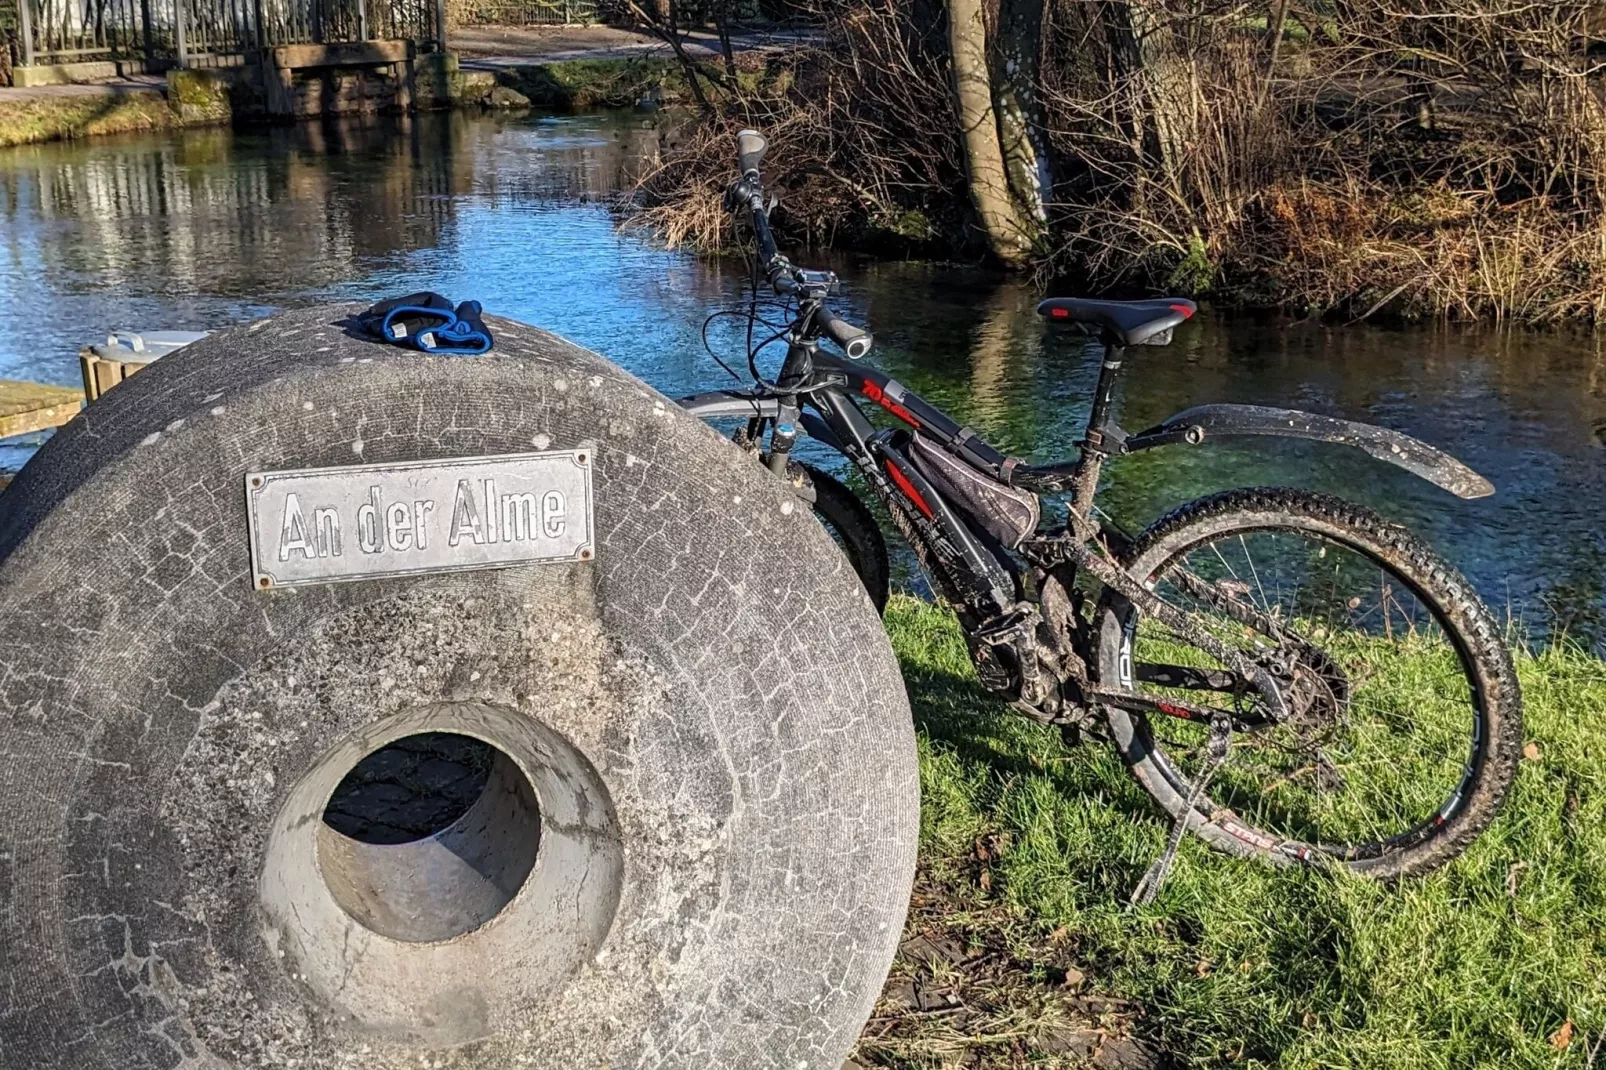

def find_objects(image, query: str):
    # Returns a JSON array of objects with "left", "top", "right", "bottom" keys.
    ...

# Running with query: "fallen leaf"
[
  {"left": 1194, "top": 959, "right": 1213, "bottom": 977},
  {"left": 1551, "top": 1020, "right": 1574, "bottom": 1050},
  {"left": 1523, "top": 741, "right": 1542, "bottom": 761},
  {"left": 979, "top": 867, "right": 992, "bottom": 892}
]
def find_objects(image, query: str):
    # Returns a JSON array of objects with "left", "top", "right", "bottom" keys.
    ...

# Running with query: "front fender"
[
  {"left": 1125, "top": 404, "right": 1494, "bottom": 500},
  {"left": 676, "top": 392, "right": 844, "bottom": 451},
  {"left": 678, "top": 391, "right": 781, "bottom": 420}
]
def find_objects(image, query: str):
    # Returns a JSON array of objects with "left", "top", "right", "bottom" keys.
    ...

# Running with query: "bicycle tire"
[
  {"left": 806, "top": 464, "right": 891, "bottom": 615},
  {"left": 1093, "top": 487, "right": 1522, "bottom": 878}
]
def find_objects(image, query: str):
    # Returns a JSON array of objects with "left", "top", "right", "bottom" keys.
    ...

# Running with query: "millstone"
[{"left": 0, "top": 306, "right": 918, "bottom": 1069}]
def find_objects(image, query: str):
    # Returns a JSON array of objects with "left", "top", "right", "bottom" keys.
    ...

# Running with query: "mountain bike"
[{"left": 680, "top": 129, "right": 1522, "bottom": 886}]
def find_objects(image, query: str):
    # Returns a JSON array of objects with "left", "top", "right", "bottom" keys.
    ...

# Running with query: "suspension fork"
[{"left": 766, "top": 335, "right": 817, "bottom": 477}]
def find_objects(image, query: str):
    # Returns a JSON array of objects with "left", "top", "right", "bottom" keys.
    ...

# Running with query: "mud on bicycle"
[{"left": 680, "top": 129, "right": 1523, "bottom": 888}]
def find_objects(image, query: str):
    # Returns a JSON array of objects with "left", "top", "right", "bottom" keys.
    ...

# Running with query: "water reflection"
[{"left": 0, "top": 110, "right": 1602, "bottom": 645}]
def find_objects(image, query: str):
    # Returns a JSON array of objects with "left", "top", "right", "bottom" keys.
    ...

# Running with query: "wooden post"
[
  {"left": 18, "top": 0, "right": 35, "bottom": 68},
  {"left": 174, "top": 0, "right": 187, "bottom": 67}
]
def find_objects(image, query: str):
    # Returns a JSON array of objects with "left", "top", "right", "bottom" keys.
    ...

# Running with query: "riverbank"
[
  {"left": 0, "top": 77, "right": 184, "bottom": 148},
  {"left": 0, "top": 24, "right": 809, "bottom": 148},
  {"left": 638, "top": 1, "right": 1606, "bottom": 327},
  {"left": 0, "top": 61, "right": 490, "bottom": 148},
  {"left": 875, "top": 596, "right": 1604, "bottom": 1067}
]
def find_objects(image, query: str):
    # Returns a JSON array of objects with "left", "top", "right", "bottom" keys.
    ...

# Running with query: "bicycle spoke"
[{"left": 1127, "top": 524, "right": 1477, "bottom": 856}]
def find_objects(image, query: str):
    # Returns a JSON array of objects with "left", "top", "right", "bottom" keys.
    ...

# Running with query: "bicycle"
[{"left": 680, "top": 129, "right": 1523, "bottom": 887}]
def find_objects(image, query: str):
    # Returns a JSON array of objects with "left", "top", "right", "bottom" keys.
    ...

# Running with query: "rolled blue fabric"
[{"left": 357, "top": 293, "right": 494, "bottom": 354}]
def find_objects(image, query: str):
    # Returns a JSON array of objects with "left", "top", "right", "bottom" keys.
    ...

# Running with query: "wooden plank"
[
  {"left": 79, "top": 349, "right": 154, "bottom": 401},
  {"left": 270, "top": 40, "right": 409, "bottom": 70},
  {"left": 0, "top": 380, "right": 85, "bottom": 439}
]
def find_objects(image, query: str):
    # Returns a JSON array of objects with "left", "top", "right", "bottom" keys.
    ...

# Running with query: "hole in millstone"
[{"left": 316, "top": 732, "right": 542, "bottom": 943}]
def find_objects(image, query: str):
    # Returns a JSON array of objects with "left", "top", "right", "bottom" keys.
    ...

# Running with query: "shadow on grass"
[{"left": 883, "top": 594, "right": 1606, "bottom": 1069}]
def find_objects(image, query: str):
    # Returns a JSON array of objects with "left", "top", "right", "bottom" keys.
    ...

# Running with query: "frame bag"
[{"left": 907, "top": 433, "right": 1040, "bottom": 548}]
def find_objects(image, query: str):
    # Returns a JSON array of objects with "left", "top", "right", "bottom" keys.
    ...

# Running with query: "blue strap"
[{"left": 381, "top": 305, "right": 456, "bottom": 344}]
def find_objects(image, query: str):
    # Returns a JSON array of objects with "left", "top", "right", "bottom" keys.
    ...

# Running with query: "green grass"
[
  {"left": 492, "top": 58, "right": 687, "bottom": 110},
  {"left": 885, "top": 595, "right": 1606, "bottom": 1068},
  {"left": 0, "top": 91, "right": 184, "bottom": 149}
]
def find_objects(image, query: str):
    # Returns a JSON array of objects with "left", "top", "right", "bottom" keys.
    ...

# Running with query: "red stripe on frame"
[
  {"left": 861, "top": 378, "right": 921, "bottom": 427},
  {"left": 1170, "top": 303, "right": 1195, "bottom": 318},
  {"left": 885, "top": 461, "right": 935, "bottom": 518}
]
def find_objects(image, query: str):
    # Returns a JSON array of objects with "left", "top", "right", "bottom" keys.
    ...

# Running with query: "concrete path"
[
  {"left": 0, "top": 25, "right": 816, "bottom": 100},
  {"left": 0, "top": 74, "right": 166, "bottom": 104},
  {"left": 453, "top": 24, "right": 817, "bottom": 68}
]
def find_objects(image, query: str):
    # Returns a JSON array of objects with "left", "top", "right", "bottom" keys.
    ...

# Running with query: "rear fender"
[{"left": 1125, "top": 404, "right": 1494, "bottom": 500}]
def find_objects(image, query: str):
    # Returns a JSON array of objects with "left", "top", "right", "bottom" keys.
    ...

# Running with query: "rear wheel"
[
  {"left": 1094, "top": 488, "right": 1522, "bottom": 877},
  {"left": 806, "top": 465, "right": 890, "bottom": 614}
]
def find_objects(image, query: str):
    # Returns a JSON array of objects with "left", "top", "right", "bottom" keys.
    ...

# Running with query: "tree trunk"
[
  {"left": 993, "top": 0, "right": 1049, "bottom": 241},
  {"left": 948, "top": 0, "right": 1034, "bottom": 264},
  {"left": 1098, "top": 0, "right": 1191, "bottom": 208}
]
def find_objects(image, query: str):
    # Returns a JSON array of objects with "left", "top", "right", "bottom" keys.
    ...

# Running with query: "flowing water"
[{"left": 2, "top": 109, "right": 1604, "bottom": 643}]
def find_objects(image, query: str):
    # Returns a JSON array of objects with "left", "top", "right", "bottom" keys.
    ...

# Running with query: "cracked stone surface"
[{"left": 0, "top": 306, "right": 919, "bottom": 1069}]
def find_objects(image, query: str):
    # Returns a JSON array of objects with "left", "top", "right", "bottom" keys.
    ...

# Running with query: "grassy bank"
[
  {"left": 0, "top": 90, "right": 183, "bottom": 149},
  {"left": 875, "top": 595, "right": 1606, "bottom": 1068},
  {"left": 490, "top": 58, "right": 688, "bottom": 111}
]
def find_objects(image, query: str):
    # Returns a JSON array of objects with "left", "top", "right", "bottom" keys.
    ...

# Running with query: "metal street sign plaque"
[{"left": 245, "top": 451, "right": 594, "bottom": 590}]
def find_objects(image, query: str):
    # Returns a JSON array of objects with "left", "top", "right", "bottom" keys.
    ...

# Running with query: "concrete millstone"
[{"left": 0, "top": 306, "right": 919, "bottom": 1069}]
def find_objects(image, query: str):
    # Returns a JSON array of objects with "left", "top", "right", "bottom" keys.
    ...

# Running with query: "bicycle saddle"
[{"left": 1037, "top": 296, "right": 1197, "bottom": 347}]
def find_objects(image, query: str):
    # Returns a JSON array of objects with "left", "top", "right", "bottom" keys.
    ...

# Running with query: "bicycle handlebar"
[
  {"left": 728, "top": 128, "right": 872, "bottom": 357},
  {"left": 815, "top": 305, "right": 872, "bottom": 359},
  {"left": 736, "top": 128, "right": 768, "bottom": 177}
]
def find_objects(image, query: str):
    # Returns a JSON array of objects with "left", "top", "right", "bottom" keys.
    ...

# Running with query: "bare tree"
[
  {"left": 994, "top": 0, "right": 1051, "bottom": 241},
  {"left": 949, "top": 0, "right": 1035, "bottom": 262}
]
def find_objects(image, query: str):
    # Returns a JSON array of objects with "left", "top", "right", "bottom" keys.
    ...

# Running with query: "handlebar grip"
[
  {"left": 736, "top": 128, "right": 768, "bottom": 176},
  {"left": 817, "top": 306, "right": 873, "bottom": 359}
]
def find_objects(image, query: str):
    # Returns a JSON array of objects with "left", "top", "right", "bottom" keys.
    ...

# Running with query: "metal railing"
[
  {"left": 15, "top": 0, "right": 443, "bottom": 66},
  {"left": 449, "top": 0, "right": 597, "bottom": 26}
]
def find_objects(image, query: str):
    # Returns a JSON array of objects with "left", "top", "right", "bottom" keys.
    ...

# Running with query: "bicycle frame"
[
  {"left": 680, "top": 286, "right": 1499, "bottom": 730},
  {"left": 682, "top": 298, "right": 1297, "bottom": 723}
]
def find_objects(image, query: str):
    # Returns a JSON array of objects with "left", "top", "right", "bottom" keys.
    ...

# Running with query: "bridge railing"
[{"left": 14, "top": 0, "right": 445, "bottom": 67}]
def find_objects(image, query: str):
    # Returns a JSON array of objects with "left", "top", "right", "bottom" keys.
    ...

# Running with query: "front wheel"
[
  {"left": 1094, "top": 488, "right": 1522, "bottom": 878},
  {"left": 805, "top": 465, "right": 890, "bottom": 615}
]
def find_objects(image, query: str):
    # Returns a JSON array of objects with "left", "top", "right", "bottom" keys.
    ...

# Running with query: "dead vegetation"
[
  {"left": 630, "top": 0, "right": 969, "bottom": 254},
  {"left": 635, "top": 0, "right": 1606, "bottom": 325},
  {"left": 854, "top": 862, "right": 1156, "bottom": 1070}
]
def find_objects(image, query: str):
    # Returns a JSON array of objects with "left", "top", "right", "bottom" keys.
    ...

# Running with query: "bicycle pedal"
[{"left": 975, "top": 605, "right": 1036, "bottom": 646}]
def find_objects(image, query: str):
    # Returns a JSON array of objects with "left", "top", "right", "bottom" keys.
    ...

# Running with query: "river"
[{"left": 1, "top": 109, "right": 1603, "bottom": 644}]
